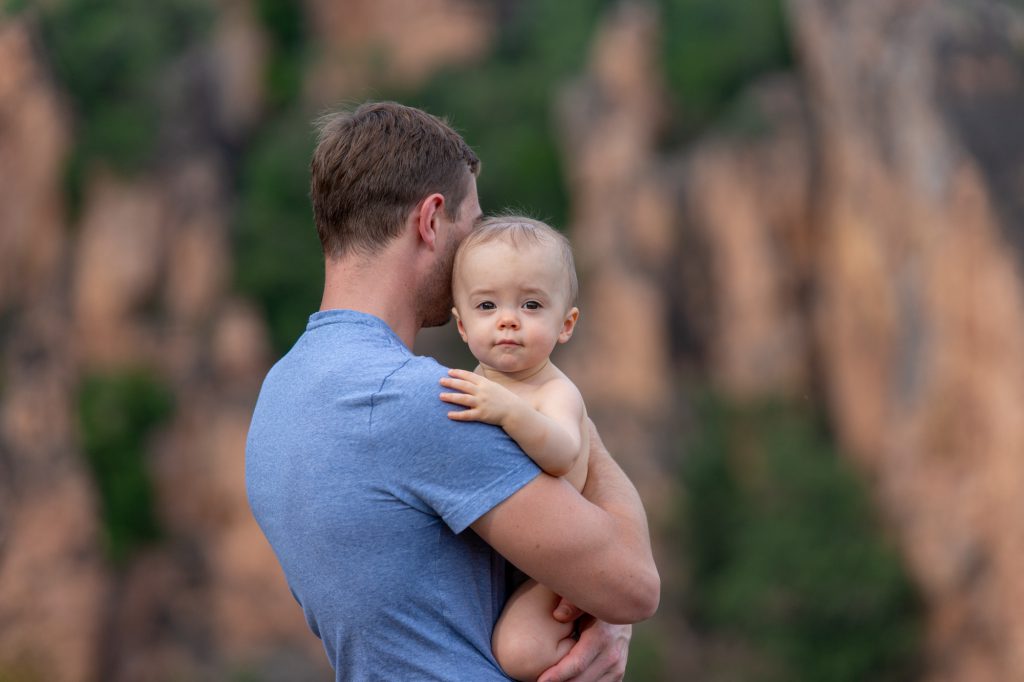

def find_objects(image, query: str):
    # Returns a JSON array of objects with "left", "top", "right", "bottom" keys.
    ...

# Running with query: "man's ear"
[
  {"left": 558, "top": 307, "right": 580, "bottom": 344},
  {"left": 415, "top": 193, "right": 445, "bottom": 250},
  {"left": 452, "top": 307, "right": 469, "bottom": 343}
]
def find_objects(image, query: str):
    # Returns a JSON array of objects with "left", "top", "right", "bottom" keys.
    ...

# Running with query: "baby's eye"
[
  {"left": 476, "top": 301, "right": 496, "bottom": 310},
  {"left": 523, "top": 300, "right": 542, "bottom": 310}
]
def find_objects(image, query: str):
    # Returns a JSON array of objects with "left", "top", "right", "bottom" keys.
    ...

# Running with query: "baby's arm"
[{"left": 439, "top": 369, "right": 583, "bottom": 477}]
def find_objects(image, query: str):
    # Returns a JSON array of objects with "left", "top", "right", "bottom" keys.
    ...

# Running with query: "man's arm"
[{"left": 470, "top": 421, "right": 660, "bottom": 624}]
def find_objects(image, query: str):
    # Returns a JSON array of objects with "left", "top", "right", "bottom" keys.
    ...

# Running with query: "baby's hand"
[{"left": 439, "top": 369, "right": 521, "bottom": 426}]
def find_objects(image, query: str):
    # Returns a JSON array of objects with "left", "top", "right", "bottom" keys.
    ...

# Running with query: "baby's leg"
[{"left": 492, "top": 579, "right": 576, "bottom": 682}]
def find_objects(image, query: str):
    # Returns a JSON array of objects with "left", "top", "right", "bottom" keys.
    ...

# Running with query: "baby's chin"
[{"left": 481, "top": 356, "right": 548, "bottom": 378}]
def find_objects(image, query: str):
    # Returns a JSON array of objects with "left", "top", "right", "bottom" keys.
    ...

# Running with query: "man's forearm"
[
  {"left": 578, "top": 423, "right": 659, "bottom": 619},
  {"left": 581, "top": 426, "right": 652, "bottom": 554},
  {"left": 470, "top": 421, "right": 660, "bottom": 623}
]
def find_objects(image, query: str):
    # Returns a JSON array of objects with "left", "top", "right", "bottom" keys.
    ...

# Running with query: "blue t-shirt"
[{"left": 246, "top": 309, "right": 541, "bottom": 680}]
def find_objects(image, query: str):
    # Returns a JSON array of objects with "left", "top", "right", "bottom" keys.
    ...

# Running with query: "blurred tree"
[
  {"left": 34, "top": 0, "right": 210, "bottom": 209},
  {"left": 254, "top": 0, "right": 307, "bottom": 111},
  {"left": 658, "top": 0, "right": 792, "bottom": 139},
  {"left": 623, "top": 622, "right": 666, "bottom": 680},
  {"left": 400, "top": 0, "right": 610, "bottom": 227},
  {"left": 233, "top": 110, "right": 322, "bottom": 355},
  {"left": 680, "top": 394, "right": 922, "bottom": 682},
  {"left": 2, "top": 0, "right": 29, "bottom": 16},
  {"left": 234, "top": 0, "right": 611, "bottom": 357},
  {"left": 78, "top": 370, "right": 174, "bottom": 565},
  {"left": 230, "top": 0, "right": 318, "bottom": 356}
]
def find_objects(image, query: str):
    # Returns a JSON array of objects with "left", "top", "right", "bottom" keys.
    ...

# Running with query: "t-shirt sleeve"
[{"left": 372, "top": 358, "right": 542, "bottom": 534}]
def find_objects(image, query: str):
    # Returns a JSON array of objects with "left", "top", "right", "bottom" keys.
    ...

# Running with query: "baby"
[{"left": 439, "top": 216, "right": 589, "bottom": 681}]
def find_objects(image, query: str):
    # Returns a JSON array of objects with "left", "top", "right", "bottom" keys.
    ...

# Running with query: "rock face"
[
  {"left": 681, "top": 76, "right": 814, "bottom": 402},
  {"left": 0, "top": 22, "right": 66, "bottom": 309},
  {"left": 0, "top": 0, "right": 509, "bottom": 672},
  {"left": 0, "top": 7, "right": 324, "bottom": 680},
  {"left": 0, "top": 0, "right": 505, "bottom": 676},
  {"left": 789, "top": 1, "right": 1024, "bottom": 679},
  {"left": 557, "top": 7, "right": 819, "bottom": 677},
  {"left": 0, "top": 21, "right": 109, "bottom": 682},
  {"left": 557, "top": 2, "right": 677, "bottom": 519},
  {"left": 564, "top": 1, "right": 1024, "bottom": 680},
  {"left": 303, "top": 0, "right": 494, "bottom": 104},
  {"left": 71, "top": 174, "right": 167, "bottom": 369},
  {"left": 5, "top": 0, "right": 1024, "bottom": 679}
]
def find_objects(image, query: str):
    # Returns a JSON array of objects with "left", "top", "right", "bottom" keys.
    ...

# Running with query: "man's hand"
[
  {"left": 538, "top": 599, "right": 632, "bottom": 682},
  {"left": 439, "top": 369, "right": 522, "bottom": 426}
]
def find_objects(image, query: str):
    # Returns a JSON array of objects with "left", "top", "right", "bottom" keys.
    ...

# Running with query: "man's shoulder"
[
  {"left": 372, "top": 355, "right": 456, "bottom": 422},
  {"left": 378, "top": 357, "right": 524, "bottom": 446},
  {"left": 381, "top": 354, "right": 448, "bottom": 394}
]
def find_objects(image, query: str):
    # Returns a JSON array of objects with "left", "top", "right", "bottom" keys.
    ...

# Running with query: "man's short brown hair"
[{"left": 310, "top": 102, "right": 481, "bottom": 258}]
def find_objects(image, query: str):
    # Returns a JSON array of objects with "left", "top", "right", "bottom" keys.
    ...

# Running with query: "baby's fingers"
[
  {"left": 447, "top": 368, "right": 480, "bottom": 383},
  {"left": 439, "top": 392, "right": 476, "bottom": 407},
  {"left": 439, "top": 377, "right": 477, "bottom": 394},
  {"left": 447, "top": 407, "right": 480, "bottom": 421}
]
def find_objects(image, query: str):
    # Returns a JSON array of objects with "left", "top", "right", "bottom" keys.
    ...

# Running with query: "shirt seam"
[
  {"left": 307, "top": 316, "right": 384, "bottom": 331},
  {"left": 369, "top": 357, "right": 414, "bottom": 434},
  {"left": 305, "top": 312, "right": 403, "bottom": 345},
  {"left": 445, "top": 462, "right": 542, "bottom": 534}
]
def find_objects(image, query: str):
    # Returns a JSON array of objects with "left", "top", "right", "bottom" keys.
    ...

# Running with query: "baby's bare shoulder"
[{"left": 535, "top": 366, "right": 585, "bottom": 412}]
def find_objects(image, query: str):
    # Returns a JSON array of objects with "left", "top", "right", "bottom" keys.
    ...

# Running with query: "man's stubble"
[{"left": 418, "top": 230, "right": 459, "bottom": 328}]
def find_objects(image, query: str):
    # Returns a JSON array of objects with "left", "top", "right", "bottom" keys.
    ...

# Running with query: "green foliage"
[
  {"left": 400, "top": 0, "right": 609, "bottom": 227},
  {"left": 231, "top": 0, "right": 315, "bottom": 358},
  {"left": 658, "top": 0, "right": 792, "bottom": 136},
  {"left": 2, "top": 0, "right": 29, "bottom": 17},
  {"left": 230, "top": 0, "right": 314, "bottom": 356},
  {"left": 680, "top": 394, "right": 922, "bottom": 682},
  {"left": 624, "top": 621, "right": 666, "bottom": 680},
  {"left": 229, "top": 666, "right": 263, "bottom": 682},
  {"left": 407, "top": 71, "right": 569, "bottom": 226},
  {"left": 714, "top": 86, "right": 778, "bottom": 140},
  {"left": 230, "top": 0, "right": 794, "bottom": 360},
  {"left": 0, "top": 665, "right": 43, "bottom": 682},
  {"left": 37, "top": 0, "right": 211, "bottom": 176},
  {"left": 233, "top": 1, "right": 608, "bottom": 357},
  {"left": 234, "top": 110, "right": 322, "bottom": 355},
  {"left": 254, "top": 0, "right": 307, "bottom": 110},
  {"left": 78, "top": 370, "right": 174, "bottom": 564},
  {"left": 398, "top": 0, "right": 792, "bottom": 220}
]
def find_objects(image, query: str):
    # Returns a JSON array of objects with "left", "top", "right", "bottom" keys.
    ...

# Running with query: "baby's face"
[{"left": 452, "top": 238, "right": 578, "bottom": 377}]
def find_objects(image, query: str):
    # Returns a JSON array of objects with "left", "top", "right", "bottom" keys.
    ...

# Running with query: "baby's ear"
[
  {"left": 558, "top": 307, "right": 580, "bottom": 344},
  {"left": 452, "top": 308, "right": 469, "bottom": 343}
]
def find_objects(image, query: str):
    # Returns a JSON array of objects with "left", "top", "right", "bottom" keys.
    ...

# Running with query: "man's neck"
[{"left": 320, "top": 247, "right": 422, "bottom": 348}]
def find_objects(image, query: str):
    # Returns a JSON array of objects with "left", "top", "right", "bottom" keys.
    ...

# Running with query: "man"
[{"left": 246, "top": 101, "right": 659, "bottom": 681}]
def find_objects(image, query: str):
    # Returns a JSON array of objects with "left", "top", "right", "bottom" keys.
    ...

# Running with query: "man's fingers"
[
  {"left": 537, "top": 641, "right": 600, "bottom": 682},
  {"left": 538, "top": 620, "right": 631, "bottom": 682}
]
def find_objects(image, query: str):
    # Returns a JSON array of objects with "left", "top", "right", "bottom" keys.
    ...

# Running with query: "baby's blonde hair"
[{"left": 454, "top": 215, "right": 579, "bottom": 305}]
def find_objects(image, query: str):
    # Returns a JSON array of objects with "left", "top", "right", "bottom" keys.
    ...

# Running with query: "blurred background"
[{"left": 1, "top": 0, "right": 1022, "bottom": 680}]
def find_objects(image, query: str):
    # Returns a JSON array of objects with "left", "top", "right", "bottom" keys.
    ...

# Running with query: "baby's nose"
[{"left": 497, "top": 312, "right": 519, "bottom": 329}]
